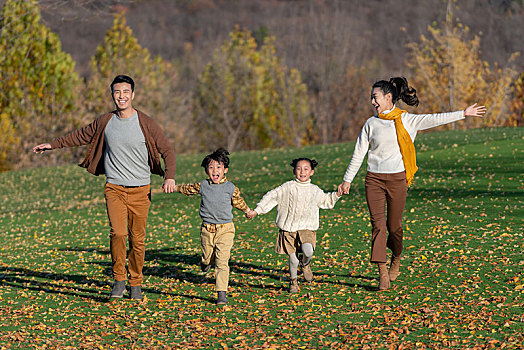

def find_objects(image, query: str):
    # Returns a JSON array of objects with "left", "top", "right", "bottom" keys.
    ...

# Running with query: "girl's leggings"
[{"left": 289, "top": 243, "right": 314, "bottom": 278}]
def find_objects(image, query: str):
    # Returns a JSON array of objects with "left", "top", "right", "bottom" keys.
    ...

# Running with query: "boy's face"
[
  {"left": 206, "top": 159, "right": 228, "bottom": 184},
  {"left": 294, "top": 160, "right": 314, "bottom": 182}
]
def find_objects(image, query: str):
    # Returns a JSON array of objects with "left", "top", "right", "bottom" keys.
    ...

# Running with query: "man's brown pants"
[
  {"left": 105, "top": 183, "right": 151, "bottom": 286},
  {"left": 365, "top": 171, "right": 407, "bottom": 263}
]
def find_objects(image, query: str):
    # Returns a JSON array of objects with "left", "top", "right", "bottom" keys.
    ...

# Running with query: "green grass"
[{"left": 0, "top": 127, "right": 522, "bottom": 349}]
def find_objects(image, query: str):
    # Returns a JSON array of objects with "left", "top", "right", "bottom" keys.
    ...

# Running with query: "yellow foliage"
[
  {"left": 194, "top": 26, "right": 309, "bottom": 151},
  {"left": 0, "top": 0, "right": 80, "bottom": 169},
  {"left": 406, "top": 19, "right": 519, "bottom": 128},
  {"left": 85, "top": 13, "right": 188, "bottom": 151},
  {"left": 0, "top": 113, "right": 19, "bottom": 171}
]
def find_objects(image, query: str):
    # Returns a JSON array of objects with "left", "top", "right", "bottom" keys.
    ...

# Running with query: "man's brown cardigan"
[{"left": 50, "top": 110, "right": 176, "bottom": 179}]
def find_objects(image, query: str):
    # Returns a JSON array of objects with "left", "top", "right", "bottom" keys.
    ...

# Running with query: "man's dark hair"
[
  {"left": 290, "top": 157, "right": 318, "bottom": 170},
  {"left": 111, "top": 75, "right": 135, "bottom": 92},
  {"left": 201, "top": 148, "right": 230, "bottom": 169}
]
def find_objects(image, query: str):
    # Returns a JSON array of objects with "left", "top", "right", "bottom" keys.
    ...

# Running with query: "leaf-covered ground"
[{"left": 0, "top": 127, "right": 522, "bottom": 349}]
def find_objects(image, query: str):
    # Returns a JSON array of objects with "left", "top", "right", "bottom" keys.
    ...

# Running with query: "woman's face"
[{"left": 371, "top": 87, "right": 393, "bottom": 114}]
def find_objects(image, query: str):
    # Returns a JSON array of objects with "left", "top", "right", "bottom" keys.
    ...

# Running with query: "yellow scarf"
[{"left": 378, "top": 107, "right": 417, "bottom": 186}]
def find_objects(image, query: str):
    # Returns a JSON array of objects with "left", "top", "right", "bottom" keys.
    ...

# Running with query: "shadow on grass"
[
  {"left": 60, "top": 246, "right": 285, "bottom": 293},
  {"left": 2, "top": 247, "right": 376, "bottom": 302},
  {"left": 0, "top": 265, "right": 220, "bottom": 304},
  {"left": 313, "top": 270, "right": 379, "bottom": 291},
  {"left": 0, "top": 266, "right": 108, "bottom": 302}
]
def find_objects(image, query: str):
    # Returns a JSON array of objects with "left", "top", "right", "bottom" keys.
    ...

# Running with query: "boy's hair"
[
  {"left": 201, "top": 148, "right": 230, "bottom": 168},
  {"left": 290, "top": 157, "right": 318, "bottom": 170},
  {"left": 111, "top": 75, "right": 135, "bottom": 92}
]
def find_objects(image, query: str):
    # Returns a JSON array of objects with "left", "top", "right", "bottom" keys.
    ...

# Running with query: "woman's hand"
[
  {"left": 337, "top": 181, "right": 351, "bottom": 196},
  {"left": 464, "top": 103, "right": 486, "bottom": 117}
]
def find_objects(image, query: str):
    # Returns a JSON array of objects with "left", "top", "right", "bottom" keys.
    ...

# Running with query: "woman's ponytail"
[
  {"left": 373, "top": 77, "right": 419, "bottom": 107},
  {"left": 390, "top": 77, "right": 419, "bottom": 107}
]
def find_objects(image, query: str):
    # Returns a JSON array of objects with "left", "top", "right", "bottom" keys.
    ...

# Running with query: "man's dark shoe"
[
  {"left": 130, "top": 286, "right": 143, "bottom": 300},
  {"left": 200, "top": 262, "right": 211, "bottom": 272},
  {"left": 216, "top": 291, "right": 227, "bottom": 305},
  {"left": 110, "top": 280, "right": 126, "bottom": 298}
]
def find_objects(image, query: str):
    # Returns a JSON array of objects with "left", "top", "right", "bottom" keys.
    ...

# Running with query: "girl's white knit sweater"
[
  {"left": 343, "top": 109, "right": 465, "bottom": 183},
  {"left": 254, "top": 179, "right": 340, "bottom": 232}
]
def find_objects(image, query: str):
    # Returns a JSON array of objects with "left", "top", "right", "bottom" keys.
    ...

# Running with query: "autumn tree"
[
  {"left": 0, "top": 0, "right": 80, "bottom": 169},
  {"left": 405, "top": 12, "right": 519, "bottom": 128},
  {"left": 86, "top": 13, "right": 192, "bottom": 151},
  {"left": 193, "top": 27, "right": 309, "bottom": 151},
  {"left": 509, "top": 72, "right": 523, "bottom": 126}
]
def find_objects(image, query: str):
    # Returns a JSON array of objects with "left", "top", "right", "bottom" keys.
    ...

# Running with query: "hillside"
[{"left": 0, "top": 127, "right": 522, "bottom": 348}]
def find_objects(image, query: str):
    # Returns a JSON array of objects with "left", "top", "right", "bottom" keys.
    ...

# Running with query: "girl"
[
  {"left": 248, "top": 158, "right": 341, "bottom": 292},
  {"left": 338, "top": 77, "right": 485, "bottom": 290}
]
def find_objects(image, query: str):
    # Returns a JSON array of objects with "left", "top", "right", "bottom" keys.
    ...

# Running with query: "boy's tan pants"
[
  {"left": 104, "top": 183, "right": 151, "bottom": 286},
  {"left": 200, "top": 222, "right": 235, "bottom": 292}
]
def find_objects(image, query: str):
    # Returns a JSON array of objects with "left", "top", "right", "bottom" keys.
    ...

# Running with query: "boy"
[{"left": 174, "top": 148, "right": 255, "bottom": 304}]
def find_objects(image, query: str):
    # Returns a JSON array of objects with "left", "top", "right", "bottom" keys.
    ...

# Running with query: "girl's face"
[
  {"left": 371, "top": 87, "right": 393, "bottom": 114},
  {"left": 294, "top": 160, "right": 315, "bottom": 182},
  {"left": 206, "top": 160, "right": 228, "bottom": 184}
]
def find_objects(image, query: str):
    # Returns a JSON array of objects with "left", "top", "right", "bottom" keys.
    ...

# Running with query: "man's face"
[{"left": 112, "top": 82, "right": 134, "bottom": 111}]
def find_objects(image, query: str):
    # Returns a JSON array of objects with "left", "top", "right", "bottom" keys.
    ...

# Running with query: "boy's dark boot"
[
  {"left": 200, "top": 262, "right": 211, "bottom": 272},
  {"left": 377, "top": 263, "right": 391, "bottom": 290},
  {"left": 217, "top": 291, "right": 227, "bottom": 305},
  {"left": 110, "top": 280, "right": 126, "bottom": 298},
  {"left": 389, "top": 255, "right": 401, "bottom": 281}
]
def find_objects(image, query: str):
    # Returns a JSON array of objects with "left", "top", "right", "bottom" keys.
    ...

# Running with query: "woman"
[{"left": 338, "top": 77, "right": 485, "bottom": 290}]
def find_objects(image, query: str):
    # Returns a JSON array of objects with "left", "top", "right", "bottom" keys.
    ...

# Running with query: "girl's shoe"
[
  {"left": 389, "top": 255, "right": 401, "bottom": 281},
  {"left": 289, "top": 278, "right": 299, "bottom": 293},
  {"left": 377, "top": 263, "right": 391, "bottom": 290},
  {"left": 302, "top": 263, "right": 313, "bottom": 282}
]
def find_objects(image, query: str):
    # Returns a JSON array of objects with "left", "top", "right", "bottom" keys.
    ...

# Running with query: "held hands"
[
  {"left": 337, "top": 181, "right": 351, "bottom": 196},
  {"left": 33, "top": 143, "right": 52, "bottom": 154},
  {"left": 464, "top": 103, "right": 486, "bottom": 118},
  {"left": 162, "top": 179, "right": 176, "bottom": 193},
  {"left": 245, "top": 209, "right": 257, "bottom": 219}
]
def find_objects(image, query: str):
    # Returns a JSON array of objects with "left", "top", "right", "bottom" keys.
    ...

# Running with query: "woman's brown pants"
[{"left": 365, "top": 171, "right": 407, "bottom": 263}]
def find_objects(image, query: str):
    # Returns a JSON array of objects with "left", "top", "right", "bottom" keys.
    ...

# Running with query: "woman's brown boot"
[
  {"left": 377, "top": 263, "right": 390, "bottom": 290},
  {"left": 389, "top": 255, "right": 401, "bottom": 281}
]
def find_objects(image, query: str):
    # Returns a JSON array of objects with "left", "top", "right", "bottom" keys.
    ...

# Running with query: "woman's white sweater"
[
  {"left": 254, "top": 179, "right": 340, "bottom": 232},
  {"left": 343, "top": 109, "right": 465, "bottom": 183}
]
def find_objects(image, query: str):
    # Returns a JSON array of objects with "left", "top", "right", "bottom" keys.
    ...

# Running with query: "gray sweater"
[
  {"left": 199, "top": 180, "right": 236, "bottom": 224},
  {"left": 104, "top": 112, "right": 150, "bottom": 186}
]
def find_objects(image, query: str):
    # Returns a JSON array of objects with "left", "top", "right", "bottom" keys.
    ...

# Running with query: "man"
[{"left": 33, "top": 75, "right": 176, "bottom": 300}]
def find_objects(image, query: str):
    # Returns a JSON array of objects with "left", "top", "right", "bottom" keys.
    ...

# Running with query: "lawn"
[{"left": 0, "top": 127, "right": 522, "bottom": 349}]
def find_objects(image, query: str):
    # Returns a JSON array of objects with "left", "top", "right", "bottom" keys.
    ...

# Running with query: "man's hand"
[
  {"left": 246, "top": 209, "right": 258, "bottom": 219},
  {"left": 337, "top": 181, "right": 351, "bottom": 196},
  {"left": 33, "top": 143, "right": 52, "bottom": 154},
  {"left": 162, "top": 179, "right": 176, "bottom": 193}
]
